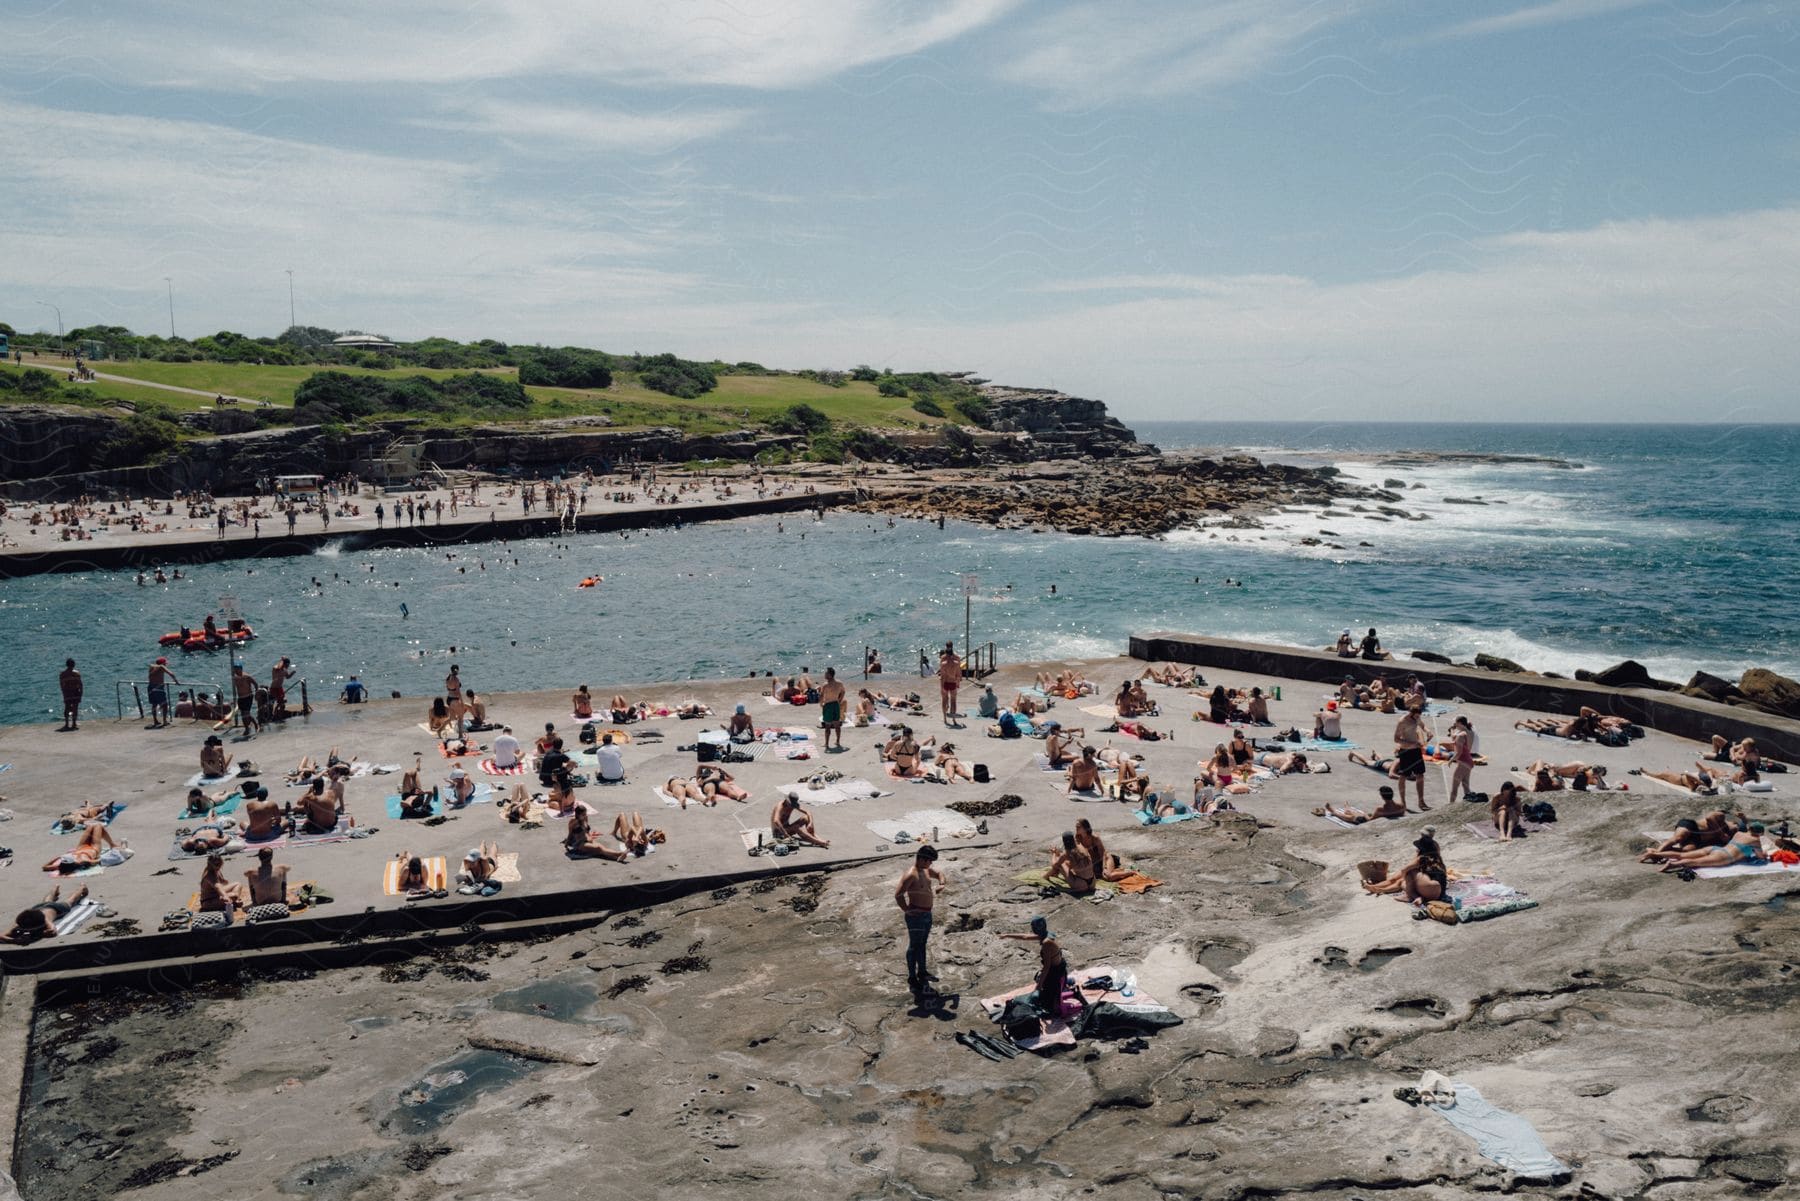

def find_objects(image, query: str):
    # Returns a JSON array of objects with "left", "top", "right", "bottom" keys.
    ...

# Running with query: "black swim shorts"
[{"left": 1395, "top": 747, "right": 1425, "bottom": 778}]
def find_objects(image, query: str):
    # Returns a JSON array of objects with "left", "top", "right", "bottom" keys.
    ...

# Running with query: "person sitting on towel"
[
  {"left": 564, "top": 808, "right": 628, "bottom": 862},
  {"left": 1489, "top": 780, "right": 1524, "bottom": 840},
  {"left": 199, "top": 735, "right": 232, "bottom": 779},
  {"left": 977, "top": 685, "right": 999, "bottom": 720},
  {"left": 1115, "top": 756, "right": 1149, "bottom": 799},
  {"left": 727, "top": 705, "right": 754, "bottom": 741},
  {"left": 458, "top": 842, "right": 500, "bottom": 892},
  {"left": 445, "top": 766, "right": 478, "bottom": 807},
  {"left": 999, "top": 915, "right": 1076, "bottom": 1016},
  {"left": 1244, "top": 687, "right": 1270, "bottom": 724},
  {"left": 1044, "top": 832, "right": 1097, "bottom": 895},
  {"left": 1065, "top": 746, "right": 1102, "bottom": 795},
  {"left": 572, "top": 685, "right": 595, "bottom": 719},
  {"left": 243, "top": 846, "right": 296, "bottom": 907},
  {"left": 537, "top": 738, "right": 571, "bottom": 788},
  {"left": 299, "top": 777, "right": 341, "bottom": 833},
  {"left": 241, "top": 784, "right": 282, "bottom": 841},
  {"left": 1316, "top": 784, "right": 1409, "bottom": 825},
  {"left": 594, "top": 733, "right": 626, "bottom": 782},
  {"left": 1, "top": 885, "right": 90, "bottom": 945},
  {"left": 1313, "top": 702, "right": 1344, "bottom": 741},
  {"left": 199, "top": 853, "right": 247, "bottom": 912},
  {"left": 614, "top": 811, "right": 665, "bottom": 857},
  {"left": 885, "top": 728, "right": 923, "bottom": 777},
  {"left": 491, "top": 726, "right": 522, "bottom": 770},
  {"left": 1045, "top": 726, "right": 1079, "bottom": 769},
  {"left": 772, "top": 792, "right": 829, "bottom": 847}
]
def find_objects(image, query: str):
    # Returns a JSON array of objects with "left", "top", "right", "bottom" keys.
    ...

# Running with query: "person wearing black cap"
[
  {"left": 894, "top": 844, "right": 946, "bottom": 997},
  {"left": 199, "top": 734, "right": 232, "bottom": 780},
  {"left": 1001, "top": 916, "right": 1069, "bottom": 1014}
]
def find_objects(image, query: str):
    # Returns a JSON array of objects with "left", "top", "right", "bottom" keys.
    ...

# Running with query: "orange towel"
[{"left": 384, "top": 856, "right": 448, "bottom": 896}]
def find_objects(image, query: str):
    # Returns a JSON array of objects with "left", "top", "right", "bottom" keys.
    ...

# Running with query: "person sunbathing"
[
  {"left": 1066, "top": 746, "right": 1103, "bottom": 794},
  {"left": 1092, "top": 744, "right": 1131, "bottom": 769},
  {"left": 727, "top": 704, "right": 755, "bottom": 740},
  {"left": 199, "top": 735, "right": 232, "bottom": 779},
  {"left": 397, "top": 759, "right": 436, "bottom": 818},
  {"left": 438, "top": 766, "right": 476, "bottom": 807},
  {"left": 1315, "top": 785, "right": 1407, "bottom": 824},
  {"left": 1514, "top": 708, "right": 1602, "bottom": 739},
  {"left": 1347, "top": 751, "right": 1398, "bottom": 775},
  {"left": 543, "top": 779, "right": 583, "bottom": 817},
  {"left": 614, "top": 811, "right": 666, "bottom": 857},
  {"left": 1639, "top": 810, "right": 1738, "bottom": 863},
  {"left": 427, "top": 696, "right": 459, "bottom": 739},
  {"left": 1114, "top": 719, "right": 1168, "bottom": 741},
  {"left": 181, "top": 821, "right": 239, "bottom": 855},
  {"left": 1140, "top": 791, "right": 1197, "bottom": 820},
  {"left": 52, "top": 800, "right": 118, "bottom": 834},
  {"left": 773, "top": 792, "right": 829, "bottom": 847},
  {"left": 1530, "top": 768, "right": 1564, "bottom": 793},
  {"left": 675, "top": 700, "right": 711, "bottom": 719},
  {"left": 697, "top": 765, "right": 749, "bottom": 802},
  {"left": 934, "top": 743, "right": 975, "bottom": 782},
  {"left": 44, "top": 822, "right": 119, "bottom": 873},
  {"left": 854, "top": 691, "right": 877, "bottom": 725},
  {"left": 1113, "top": 755, "right": 1149, "bottom": 799},
  {"left": 1044, "top": 831, "right": 1097, "bottom": 895},
  {"left": 572, "top": 686, "right": 595, "bottom": 719},
  {"left": 198, "top": 853, "right": 247, "bottom": 912},
  {"left": 1657, "top": 825, "right": 1769, "bottom": 872},
  {"left": 564, "top": 808, "right": 628, "bottom": 861},
  {"left": 1045, "top": 727, "right": 1079, "bottom": 768},
  {"left": 286, "top": 755, "right": 322, "bottom": 785},
  {"left": 501, "top": 783, "right": 536, "bottom": 823},
  {"left": 1128, "top": 680, "right": 1153, "bottom": 713},
  {"left": 1631, "top": 763, "right": 1730, "bottom": 794},
  {"left": 1362, "top": 830, "right": 1448, "bottom": 905},
  {"left": 999, "top": 916, "right": 1075, "bottom": 1018},
  {"left": 1204, "top": 685, "right": 1231, "bottom": 724},
  {"left": 1254, "top": 750, "right": 1318, "bottom": 775},
  {"left": 609, "top": 695, "right": 636, "bottom": 723},
  {"left": 1014, "top": 691, "right": 1044, "bottom": 718},
  {"left": 1244, "top": 688, "right": 1270, "bottom": 724},
  {"left": 457, "top": 842, "right": 501, "bottom": 893},
  {"left": 299, "top": 777, "right": 341, "bottom": 833},
  {"left": 664, "top": 775, "right": 708, "bottom": 809},
  {"left": 463, "top": 690, "right": 489, "bottom": 727},
  {"left": 1490, "top": 780, "right": 1524, "bottom": 840},
  {"left": 2, "top": 885, "right": 90, "bottom": 945},
  {"left": 396, "top": 853, "right": 432, "bottom": 894}
]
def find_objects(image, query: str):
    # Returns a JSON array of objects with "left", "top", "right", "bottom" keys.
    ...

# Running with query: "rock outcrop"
[
  {"left": 977, "top": 384, "right": 1154, "bottom": 459},
  {"left": 1737, "top": 667, "right": 1800, "bottom": 719},
  {"left": 1575, "top": 660, "right": 1678, "bottom": 691}
]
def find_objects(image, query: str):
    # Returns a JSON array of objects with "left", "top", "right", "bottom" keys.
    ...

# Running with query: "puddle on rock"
[
  {"left": 1357, "top": 947, "right": 1413, "bottom": 973},
  {"left": 489, "top": 976, "right": 602, "bottom": 1024},
  {"left": 387, "top": 1049, "right": 538, "bottom": 1135}
]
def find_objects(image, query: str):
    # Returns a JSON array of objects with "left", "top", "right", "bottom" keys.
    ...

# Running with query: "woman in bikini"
[
  {"left": 572, "top": 686, "right": 594, "bottom": 719},
  {"left": 663, "top": 775, "right": 709, "bottom": 809},
  {"left": 1490, "top": 781, "right": 1524, "bottom": 841},
  {"left": 935, "top": 743, "right": 975, "bottom": 782},
  {"left": 1044, "top": 831, "right": 1097, "bottom": 895},
  {"left": 1073, "top": 817, "right": 1132, "bottom": 883},
  {"left": 613, "top": 811, "right": 666, "bottom": 857},
  {"left": 696, "top": 765, "right": 748, "bottom": 802},
  {"left": 199, "top": 853, "right": 247, "bottom": 912},
  {"left": 565, "top": 808, "right": 627, "bottom": 861},
  {"left": 43, "top": 822, "right": 120, "bottom": 873}
]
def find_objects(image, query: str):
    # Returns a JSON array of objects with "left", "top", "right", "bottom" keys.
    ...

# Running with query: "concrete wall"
[{"left": 1131, "top": 632, "right": 1800, "bottom": 761}]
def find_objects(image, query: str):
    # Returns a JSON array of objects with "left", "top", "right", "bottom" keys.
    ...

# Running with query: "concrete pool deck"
[{"left": 2, "top": 647, "right": 1791, "bottom": 980}]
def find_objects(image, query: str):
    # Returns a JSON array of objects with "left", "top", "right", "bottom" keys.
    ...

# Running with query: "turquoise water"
[{"left": 2, "top": 421, "right": 1795, "bottom": 726}]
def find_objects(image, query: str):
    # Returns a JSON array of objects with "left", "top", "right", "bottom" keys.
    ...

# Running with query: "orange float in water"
[{"left": 577, "top": 576, "right": 603, "bottom": 589}]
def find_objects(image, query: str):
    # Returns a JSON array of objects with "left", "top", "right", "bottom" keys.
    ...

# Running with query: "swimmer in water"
[{"left": 400, "top": 602, "right": 409, "bottom": 619}]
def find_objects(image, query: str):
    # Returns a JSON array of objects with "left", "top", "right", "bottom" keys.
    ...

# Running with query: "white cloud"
[
  {"left": 0, "top": 1, "right": 1020, "bottom": 91},
  {"left": 1426, "top": 0, "right": 1654, "bottom": 42},
  {"left": 412, "top": 99, "right": 748, "bottom": 153},
  {"left": 998, "top": 0, "right": 1377, "bottom": 104}
]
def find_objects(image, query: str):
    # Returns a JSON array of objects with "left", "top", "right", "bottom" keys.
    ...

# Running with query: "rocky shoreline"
[{"left": 851, "top": 452, "right": 1405, "bottom": 539}]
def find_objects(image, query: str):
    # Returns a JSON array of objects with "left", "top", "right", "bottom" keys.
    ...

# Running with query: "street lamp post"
[
  {"left": 285, "top": 268, "right": 296, "bottom": 331},
  {"left": 164, "top": 277, "right": 175, "bottom": 339},
  {"left": 33, "top": 300, "right": 63, "bottom": 354}
]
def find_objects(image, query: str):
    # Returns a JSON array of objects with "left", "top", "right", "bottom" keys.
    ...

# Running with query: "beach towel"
[
  {"left": 569, "top": 712, "right": 603, "bottom": 723},
  {"left": 53, "top": 897, "right": 102, "bottom": 937},
  {"left": 50, "top": 803, "right": 129, "bottom": 834},
  {"left": 1032, "top": 753, "right": 1070, "bottom": 772},
  {"left": 1133, "top": 807, "right": 1204, "bottom": 826},
  {"left": 445, "top": 784, "right": 493, "bottom": 808},
  {"left": 776, "top": 778, "right": 889, "bottom": 805},
  {"left": 229, "top": 819, "right": 355, "bottom": 853},
  {"left": 1262, "top": 739, "right": 1363, "bottom": 754},
  {"left": 490, "top": 852, "right": 522, "bottom": 884},
  {"left": 1693, "top": 859, "right": 1798, "bottom": 879},
  {"left": 185, "top": 767, "right": 239, "bottom": 788},
  {"left": 386, "top": 794, "right": 446, "bottom": 819},
  {"left": 383, "top": 856, "right": 449, "bottom": 896},
  {"left": 43, "top": 861, "right": 107, "bottom": 878},
  {"left": 480, "top": 758, "right": 528, "bottom": 777},
  {"left": 1012, "top": 868, "right": 1120, "bottom": 896},
  {"left": 166, "top": 836, "right": 247, "bottom": 861},
  {"left": 1508, "top": 770, "right": 1623, "bottom": 793},
  {"left": 1446, "top": 877, "right": 1538, "bottom": 922},
  {"left": 1079, "top": 703, "right": 1118, "bottom": 719},
  {"left": 1463, "top": 819, "right": 1550, "bottom": 841},
  {"left": 866, "top": 808, "right": 979, "bottom": 844},
  {"left": 1059, "top": 785, "right": 1107, "bottom": 802},
  {"left": 438, "top": 742, "right": 481, "bottom": 759},
  {"left": 1320, "top": 812, "right": 1366, "bottom": 831},
  {"left": 653, "top": 786, "right": 695, "bottom": 807},
  {"left": 176, "top": 792, "right": 242, "bottom": 819},
  {"left": 1427, "top": 1082, "right": 1569, "bottom": 1180},
  {"left": 980, "top": 964, "right": 1167, "bottom": 1052},
  {"left": 1110, "top": 870, "right": 1163, "bottom": 894}
]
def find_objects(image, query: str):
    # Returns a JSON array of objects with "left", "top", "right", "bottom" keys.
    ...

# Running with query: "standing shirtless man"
[
  {"left": 818, "top": 667, "right": 846, "bottom": 751},
  {"left": 895, "top": 845, "right": 947, "bottom": 998},
  {"left": 937, "top": 642, "right": 962, "bottom": 726},
  {"left": 147, "top": 656, "right": 180, "bottom": 728},
  {"left": 1392, "top": 704, "right": 1431, "bottom": 812},
  {"left": 230, "top": 662, "right": 259, "bottom": 738}
]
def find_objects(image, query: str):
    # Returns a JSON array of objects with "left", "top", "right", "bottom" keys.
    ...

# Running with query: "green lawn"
[
  {"left": 4, "top": 357, "right": 951, "bottom": 434},
  {"left": 0, "top": 362, "right": 229, "bottom": 413}
]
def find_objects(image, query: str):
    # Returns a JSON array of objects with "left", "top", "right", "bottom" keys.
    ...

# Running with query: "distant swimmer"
[{"left": 400, "top": 602, "right": 410, "bottom": 619}]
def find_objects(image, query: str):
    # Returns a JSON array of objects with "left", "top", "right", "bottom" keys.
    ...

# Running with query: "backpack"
[
  {"left": 1463, "top": 791, "right": 1488, "bottom": 805},
  {"left": 695, "top": 740, "right": 720, "bottom": 763},
  {"left": 578, "top": 723, "right": 597, "bottom": 746},
  {"left": 973, "top": 764, "right": 990, "bottom": 784},
  {"left": 1597, "top": 729, "right": 1628, "bottom": 748},
  {"left": 1523, "top": 800, "right": 1557, "bottom": 824},
  {"left": 997, "top": 713, "right": 1021, "bottom": 739}
]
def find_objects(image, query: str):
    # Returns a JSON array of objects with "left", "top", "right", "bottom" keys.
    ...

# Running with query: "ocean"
[{"left": 1, "top": 421, "right": 1794, "bottom": 726}]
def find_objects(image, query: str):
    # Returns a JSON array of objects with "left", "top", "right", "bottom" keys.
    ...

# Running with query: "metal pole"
[
  {"left": 286, "top": 268, "right": 295, "bottom": 330},
  {"left": 965, "top": 594, "right": 971, "bottom": 668},
  {"left": 33, "top": 300, "right": 63, "bottom": 352},
  {"left": 164, "top": 277, "right": 175, "bottom": 338}
]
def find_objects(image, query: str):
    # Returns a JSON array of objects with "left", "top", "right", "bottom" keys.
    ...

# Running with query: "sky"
[{"left": 3, "top": 1, "right": 1799, "bottom": 422}]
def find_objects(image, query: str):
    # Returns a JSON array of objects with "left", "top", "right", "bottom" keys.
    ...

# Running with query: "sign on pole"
[
  {"left": 961, "top": 574, "right": 980, "bottom": 598},
  {"left": 217, "top": 594, "right": 241, "bottom": 622}
]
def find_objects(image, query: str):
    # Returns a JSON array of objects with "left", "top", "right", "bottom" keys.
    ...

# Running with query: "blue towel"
[
  {"left": 51, "top": 802, "right": 129, "bottom": 833},
  {"left": 176, "top": 792, "right": 241, "bottom": 818},
  {"left": 386, "top": 794, "right": 446, "bottom": 819},
  {"left": 1263, "top": 739, "right": 1363, "bottom": 754},
  {"left": 1430, "top": 1083, "right": 1568, "bottom": 1180},
  {"left": 1133, "top": 807, "right": 1204, "bottom": 826}
]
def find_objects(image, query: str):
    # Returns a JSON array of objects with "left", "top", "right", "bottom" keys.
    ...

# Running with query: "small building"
[
  {"left": 273, "top": 474, "right": 325, "bottom": 501},
  {"left": 332, "top": 334, "right": 397, "bottom": 353}
]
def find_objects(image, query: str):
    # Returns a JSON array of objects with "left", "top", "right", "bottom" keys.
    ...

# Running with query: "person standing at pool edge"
[
  {"left": 819, "top": 667, "right": 846, "bottom": 751},
  {"left": 58, "top": 658, "right": 82, "bottom": 731},
  {"left": 895, "top": 844, "right": 946, "bottom": 999},
  {"left": 938, "top": 641, "right": 962, "bottom": 726},
  {"left": 147, "top": 656, "right": 180, "bottom": 728}
]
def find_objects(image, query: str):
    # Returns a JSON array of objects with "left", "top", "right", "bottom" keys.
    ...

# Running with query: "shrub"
[
  {"left": 877, "top": 378, "right": 908, "bottom": 397},
  {"left": 910, "top": 396, "right": 944, "bottom": 417},
  {"left": 517, "top": 347, "right": 614, "bottom": 389},
  {"left": 766, "top": 403, "right": 831, "bottom": 436},
  {"left": 291, "top": 371, "right": 529, "bottom": 424},
  {"left": 636, "top": 353, "right": 717, "bottom": 399},
  {"left": 95, "top": 408, "right": 182, "bottom": 467},
  {"left": 849, "top": 364, "right": 880, "bottom": 382}
]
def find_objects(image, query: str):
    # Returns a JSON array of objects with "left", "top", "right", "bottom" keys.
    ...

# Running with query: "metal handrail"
[{"left": 114, "top": 679, "right": 226, "bottom": 722}]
